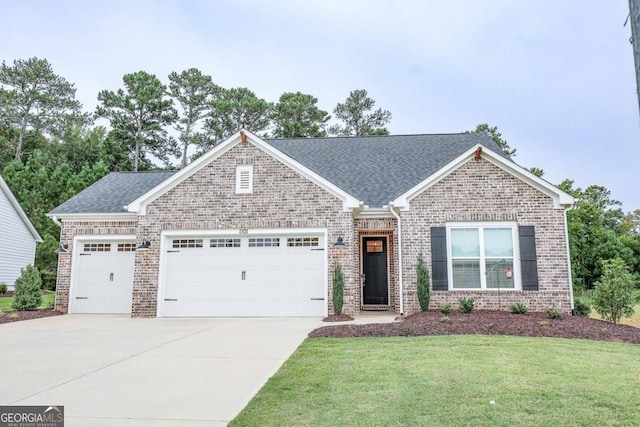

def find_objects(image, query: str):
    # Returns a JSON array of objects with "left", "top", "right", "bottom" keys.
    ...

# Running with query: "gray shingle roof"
[
  {"left": 265, "top": 133, "right": 510, "bottom": 207},
  {"left": 49, "top": 133, "right": 510, "bottom": 214},
  {"left": 49, "top": 171, "right": 177, "bottom": 214}
]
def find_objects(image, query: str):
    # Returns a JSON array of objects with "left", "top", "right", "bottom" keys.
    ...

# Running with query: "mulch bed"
[
  {"left": 323, "top": 314, "right": 355, "bottom": 322},
  {"left": 309, "top": 310, "right": 640, "bottom": 344},
  {"left": 0, "top": 309, "right": 63, "bottom": 325}
]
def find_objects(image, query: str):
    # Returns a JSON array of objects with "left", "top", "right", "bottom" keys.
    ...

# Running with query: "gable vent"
[{"left": 236, "top": 165, "right": 253, "bottom": 194}]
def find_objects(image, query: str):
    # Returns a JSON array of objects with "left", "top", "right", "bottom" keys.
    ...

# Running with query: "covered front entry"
[
  {"left": 158, "top": 230, "right": 327, "bottom": 317},
  {"left": 361, "top": 236, "right": 390, "bottom": 307},
  {"left": 70, "top": 239, "right": 136, "bottom": 314}
]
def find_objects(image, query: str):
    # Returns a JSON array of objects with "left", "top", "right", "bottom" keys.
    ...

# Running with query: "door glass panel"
[{"left": 366, "top": 240, "right": 383, "bottom": 253}]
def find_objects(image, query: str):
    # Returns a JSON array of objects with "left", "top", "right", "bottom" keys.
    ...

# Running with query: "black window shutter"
[
  {"left": 431, "top": 227, "right": 449, "bottom": 291},
  {"left": 519, "top": 226, "right": 539, "bottom": 291}
]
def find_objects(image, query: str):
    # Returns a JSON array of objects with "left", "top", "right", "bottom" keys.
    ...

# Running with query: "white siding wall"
[{"left": 0, "top": 188, "right": 37, "bottom": 289}]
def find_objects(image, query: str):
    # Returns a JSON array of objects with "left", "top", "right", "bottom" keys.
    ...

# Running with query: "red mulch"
[
  {"left": 0, "top": 309, "right": 63, "bottom": 325},
  {"left": 309, "top": 310, "right": 640, "bottom": 344}
]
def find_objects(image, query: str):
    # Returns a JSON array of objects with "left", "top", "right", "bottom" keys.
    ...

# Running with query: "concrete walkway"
[{"left": 1, "top": 315, "right": 324, "bottom": 426}]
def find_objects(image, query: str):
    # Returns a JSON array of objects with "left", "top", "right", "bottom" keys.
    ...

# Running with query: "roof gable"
[
  {"left": 125, "top": 130, "right": 361, "bottom": 215},
  {"left": 0, "top": 176, "right": 42, "bottom": 242},
  {"left": 391, "top": 144, "right": 574, "bottom": 210}
]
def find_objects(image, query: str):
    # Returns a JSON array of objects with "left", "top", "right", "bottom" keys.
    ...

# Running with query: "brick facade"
[
  {"left": 131, "top": 142, "right": 356, "bottom": 316},
  {"left": 54, "top": 144, "right": 572, "bottom": 317},
  {"left": 400, "top": 157, "right": 572, "bottom": 314}
]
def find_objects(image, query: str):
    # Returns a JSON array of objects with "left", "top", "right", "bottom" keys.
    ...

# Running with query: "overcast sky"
[{"left": 2, "top": 1, "right": 639, "bottom": 210}]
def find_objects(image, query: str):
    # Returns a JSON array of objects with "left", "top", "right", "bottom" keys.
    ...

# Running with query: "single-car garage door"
[
  {"left": 159, "top": 232, "right": 326, "bottom": 317},
  {"left": 71, "top": 240, "right": 136, "bottom": 314}
]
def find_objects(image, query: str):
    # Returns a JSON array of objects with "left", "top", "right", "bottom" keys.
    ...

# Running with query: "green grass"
[
  {"left": 590, "top": 304, "right": 640, "bottom": 328},
  {"left": 0, "top": 292, "right": 55, "bottom": 312},
  {"left": 230, "top": 336, "right": 640, "bottom": 427}
]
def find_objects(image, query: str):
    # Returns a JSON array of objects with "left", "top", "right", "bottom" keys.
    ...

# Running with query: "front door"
[{"left": 362, "top": 236, "right": 389, "bottom": 305}]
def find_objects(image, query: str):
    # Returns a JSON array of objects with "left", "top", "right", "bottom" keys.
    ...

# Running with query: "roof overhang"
[
  {"left": 46, "top": 212, "right": 138, "bottom": 223},
  {"left": 125, "top": 129, "right": 361, "bottom": 215},
  {"left": 1, "top": 176, "right": 43, "bottom": 242},
  {"left": 392, "top": 144, "right": 574, "bottom": 210}
]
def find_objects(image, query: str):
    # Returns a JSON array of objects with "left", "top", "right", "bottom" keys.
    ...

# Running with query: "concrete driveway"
[{"left": 0, "top": 315, "right": 323, "bottom": 426}]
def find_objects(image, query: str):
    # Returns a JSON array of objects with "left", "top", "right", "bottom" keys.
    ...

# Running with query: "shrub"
[
  {"left": 593, "top": 258, "right": 637, "bottom": 325},
  {"left": 459, "top": 298, "right": 475, "bottom": 313},
  {"left": 509, "top": 303, "right": 528, "bottom": 314},
  {"left": 11, "top": 265, "right": 42, "bottom": 311},
  {"left": 332, "top": 263, "right": 344, "bottom": 315},
  {"left": 0, "top": 283, "right": 7, "bottom": 295},
  {"left": 417, "top": 253, "right": 430, "bottom": 311},
  {"left": 440, "top": 304, "right": 452, "bottom": 315},
  {"left": 546, "top": 307, "right": 562, "bottom": 320},
  {"left": 573, "top": 298, "right": 591, "bottom": 317},
  {"left": 440, "top": 315, "right": 450, "bottom": 323}
]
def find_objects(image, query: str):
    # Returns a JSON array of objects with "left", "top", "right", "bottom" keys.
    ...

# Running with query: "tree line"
[{"left": 0, "top": 56, "right": 637, "bottom": 302}]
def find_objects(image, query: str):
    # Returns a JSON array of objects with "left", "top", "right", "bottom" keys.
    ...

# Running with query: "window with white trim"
[
  {"left": 172, "top": 239, "right": 203, "bottom": 249},
  {"left": 447, "top": 223, "right": 518, "bottom": 289},
  {"left": 287, "top": 237, "right": 319, "bottom": 247},
  {"left": 84, "top": 243, "right": 111, "bottom": 252},
  {"left": 235, "top": 165, "right": 253, "bottom": 194}
]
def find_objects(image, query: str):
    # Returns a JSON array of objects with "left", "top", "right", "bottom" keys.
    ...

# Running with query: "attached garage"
[
  {"left": 70, "top": 239, "right": 136, "bottom": 314},
  {"left": 157, "top": 230, "right": 327, "bottom": 317}
]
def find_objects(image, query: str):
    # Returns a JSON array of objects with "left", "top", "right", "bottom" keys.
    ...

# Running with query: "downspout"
[
  {"left": 51, "top": 215, "right": 62, "bottom": 227},
  {"left": 389, "top": 203, "right": 404, "bottom": 316},
  {"left": 563, "top": 206, "right": 575, "bottom": 313}
]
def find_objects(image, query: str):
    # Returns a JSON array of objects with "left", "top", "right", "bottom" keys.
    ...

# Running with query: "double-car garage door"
[{"left": 71, "top": 232, "right": 326, "bottom": 317}]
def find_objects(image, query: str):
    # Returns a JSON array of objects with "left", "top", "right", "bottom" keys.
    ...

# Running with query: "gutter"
[
  {"left": 563, "top": 205, "right": 575, "bottom": 312},
  {"left": 389, "top": 203, "right": 404, "bottom": 315}
]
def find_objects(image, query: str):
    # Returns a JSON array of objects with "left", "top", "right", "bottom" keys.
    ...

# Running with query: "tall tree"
[
  {"left": 271, "top": 92, "right": 330, "bottom": 138},
  {"left": 329, "top": 89, "right": 391, "bottom": 136},
  {"left": 205, "top": 87, "right": 271, "bottom": 145},
  {"left": 473, "top": 123, "right": 516, "bottom": 157},
  {"left": 96, "top": 71, "right": 177, "bottom": 171},
  {"left": 167, "top": 68, "right": 219, "bottom": 168},
  {"left": 0, "top": 57, "right": 89, "bottom": 161}
]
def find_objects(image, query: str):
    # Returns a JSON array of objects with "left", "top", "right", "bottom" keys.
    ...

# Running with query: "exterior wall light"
[
  {"left": 54, "top": 243, "right": 69, "bottom": 253},
  {"left": 334, "top": 236, "right": 345, "bottom": 246},
  {"left": 137, "top": 240, "right": 151, "bottom": 251}
]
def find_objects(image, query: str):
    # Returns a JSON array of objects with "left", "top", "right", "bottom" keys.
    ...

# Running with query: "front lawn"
[
  {"left": 230, "top": 335, "right": 640, "bottom": 426},
  {"left": 0, "top": 291, "right": 55, "bottom": 312}
]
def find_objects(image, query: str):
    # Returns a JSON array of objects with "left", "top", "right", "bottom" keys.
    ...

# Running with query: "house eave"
[
  {"left": 0, "top": 176, "right": 42, "bottom": 242},
  {"left": 353, "top": 206, "right": 394, "bottom": 219},
  {"left": 45, "top": 212, "right": 138, "bottom": 223}
]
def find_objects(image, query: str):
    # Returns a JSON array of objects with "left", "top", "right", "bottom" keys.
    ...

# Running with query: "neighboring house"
[
  {"left": 48, "top": 130, "right": 574, "bottom": 317},
  {"left": 0, "top": 175, "right": 42, "bottom": 290}
]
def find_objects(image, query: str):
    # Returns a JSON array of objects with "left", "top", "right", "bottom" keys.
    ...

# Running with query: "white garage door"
[
  {"left": 160, "top": 233, "right": 326, "bottom": 317},
  {"left": 72, "top": 241, "right": 136, "bottom": 314}
]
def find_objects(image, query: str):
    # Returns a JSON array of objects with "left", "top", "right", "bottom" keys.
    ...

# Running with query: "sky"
[{"left": 2, "top": 1, "right": 639, "bottom": 211}]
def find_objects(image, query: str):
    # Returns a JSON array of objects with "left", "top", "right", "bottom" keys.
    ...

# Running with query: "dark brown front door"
[{"left": 362, "top": 237, "right": 389, "bottom": 305}]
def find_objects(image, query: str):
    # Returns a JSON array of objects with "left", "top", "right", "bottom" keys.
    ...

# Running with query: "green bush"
[
  {"left": 440, "top": 304, "right": 452, "bottom": 315},
  {"left": 417, "top": 253, "right": 430, "bottom": 311},
  {"left": 440, "top": 315, "right": 450, "bottom": 323},
  {"left": 11, "top": 265, "right": 42, "bottom": 311},
  {"left": 459, "top": 298, "right": 475, "bottom": 313},
  {"left": 546, "top": 307, "right": 563, "bottom": 320},
  {"left": 593, "top": 258, "right": 636, "bottom": 325},
  {"left": 0, "top": 283, "right": 7, "bottom": 295},
  {"left": 332, "top": 263, "right": 344, "bottom": 315},
  {"left": 573, "top": 298, "right": 591, "bottom": 317},
  {"left": 509, "top": 303, "right": 528, "bottom": 314}
]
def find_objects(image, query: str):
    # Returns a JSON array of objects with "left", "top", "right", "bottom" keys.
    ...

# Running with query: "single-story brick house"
[
  {"left": 0, "top": 175, "right": 42, "bottom": 290},
  {"left": 48, "top": 130, "right": 574, "bottom": 317}
]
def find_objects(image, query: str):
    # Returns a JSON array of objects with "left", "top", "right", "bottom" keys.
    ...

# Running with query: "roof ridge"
[{"left": 265, "top": 132, "right": 481, "bottom": 141}]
